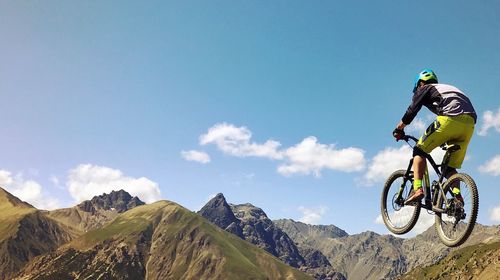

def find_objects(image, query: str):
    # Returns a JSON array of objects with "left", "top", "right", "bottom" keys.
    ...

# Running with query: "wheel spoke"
[
  {"left": 381, "top": 170, "right": 420, "bottom": 234},
  {"left": 435, "top": 174, "right": 478, "bottom": 247}
]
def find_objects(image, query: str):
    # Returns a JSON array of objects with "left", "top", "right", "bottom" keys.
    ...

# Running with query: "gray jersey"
[{"left": 402, "top": 83, "right": 477, "bottom": 125}]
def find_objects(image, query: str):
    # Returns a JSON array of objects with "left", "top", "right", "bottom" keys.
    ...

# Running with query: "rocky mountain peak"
[
  {"left": 231, "top": 203, "right": 269, "bottom": 222},
  {"left": 198, "top": 193, "right": 243, "bottom": 237},
  {"left": 77, "top": 189, "right": 145, "bottom": 213},
  {"left": 199, "top": 195, "right": 307, "bottom": 268},
  {"left": 274, "top": 219, "right": 349, "bottom": 240}
]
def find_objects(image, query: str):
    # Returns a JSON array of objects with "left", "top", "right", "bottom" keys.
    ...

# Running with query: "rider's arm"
[
  {"left": 396, "top": 121, "right": 406, "bottom": 130},
  {"left": 401, "top": 85, "right": 432, "bottom": 125}
]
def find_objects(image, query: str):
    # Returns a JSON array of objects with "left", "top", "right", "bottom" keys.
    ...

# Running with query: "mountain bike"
[{"left": 380, "top": 135, "right": 478, "bottom": 247}]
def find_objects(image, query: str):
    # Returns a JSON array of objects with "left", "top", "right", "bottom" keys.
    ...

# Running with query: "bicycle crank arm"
[{"left": 420, "top": 203, "right": 447, "bottom": 214}]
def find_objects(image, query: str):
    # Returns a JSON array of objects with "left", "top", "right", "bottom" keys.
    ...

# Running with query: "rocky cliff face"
[
  {"left": 77, "top": 189, "right": 145, "bottom": 213},
  {"left": 274, "top": 219, "right": 348, "bottom": 252},
  {"left": 198, "top": 193, "right": 243, "bottom": 238},
  {"left": 274, "top": 219, "right": 348, "bottom": 243},
  {"left": 324, "top": 231, "right": 407, "bottom": 280},
  {"left": 198, "top": 194, "right": 343, "bottom": 280},
  {"left": 199, "top": 194, "right": 306, "bottom": 267},
  {"left": 16, "top": 201, "right": 312, "bottom": 280},
  {"left": 231, "top": 202, "right": 307, "bottom": 267},
  {"left": 48, "top": 189, "right": 145, "bottom": 233}
]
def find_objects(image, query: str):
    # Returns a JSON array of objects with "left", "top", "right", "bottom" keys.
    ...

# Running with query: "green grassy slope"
[{"left": 399, "top": 241, "right": 500, "bottom": 280}]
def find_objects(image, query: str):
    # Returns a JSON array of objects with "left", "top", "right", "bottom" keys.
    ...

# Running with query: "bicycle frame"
[{"left": 399, "top": 136, "right": 456, "bottom": 214}]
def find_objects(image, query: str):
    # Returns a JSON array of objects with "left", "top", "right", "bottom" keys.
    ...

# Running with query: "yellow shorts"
[{"left": 417, "top": 115, "right": 475, "bottom": 169}]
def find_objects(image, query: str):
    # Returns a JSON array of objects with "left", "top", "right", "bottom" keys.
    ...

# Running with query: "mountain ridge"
[
  {"left": 199, "top": 193, "right": 345, "bottom": 280},
  {"left": 16, "top": 200, "right": 312, "bottom": 280},
  {"left": 47, "top": 189, "right": 146, "bottom": 234},
  {"left": 275, "top": 217, "right": 500, "bottom": 280}
]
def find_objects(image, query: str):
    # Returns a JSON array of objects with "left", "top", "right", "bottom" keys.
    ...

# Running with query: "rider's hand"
[{"left": 393, "top": 128, "right": 405, "bottom": 141}]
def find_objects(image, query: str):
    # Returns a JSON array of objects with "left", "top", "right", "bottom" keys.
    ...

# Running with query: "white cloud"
[
  {"left": 196, "top": 123, "right": 366, "bottom": 177},
  {"left": 406, "top": 118, "right": 427, "bottom": 134},
  {"left": 362, "top": 145, "right": 447, "bottom": 186},
  {"left": 0, "top": 170, "right": 60, "bottom": 210},
  {"left": 478, "top": 108, "right": 500, "bottom": 136},
  {"left": 490, "top": 206, "right": 500, "bottom": 223},
  {"left": 412, "top": 211, "right": 435, "bottom": 235},
  {"left": 67, "top": 164, "right": 161, "bottom": 203},
  {"left": 375, "top": 208, "right": 434, "bottom": 236},
  {"left": 479, "top": 155, "right": 500, "bottom": 176},
  {"left": 199, "top": 123, "right": 283, "bottom": 160},
  {"left": 298, "top": 205, "right": 328, "bottom": 224},
  {"left": 362, "top": 146, "right": 412, "bottom": 186},
  {"left": 181, "top": 150, "right": 211, "bottom": 164},
  {"left": 278, "top": 136, "right": 365, "bottom": 177}
]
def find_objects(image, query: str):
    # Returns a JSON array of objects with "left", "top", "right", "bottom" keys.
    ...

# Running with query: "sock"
[
  {"left": 452, "top": 187, "right": 461, "bottom": 195},
  {"left": 414, "top": 179, "right": 422, "bottom": 191}
]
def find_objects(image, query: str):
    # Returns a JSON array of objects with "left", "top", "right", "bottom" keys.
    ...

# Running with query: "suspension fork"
[{"left": 397, "top": 159, "right": 414, "bottom": 199}]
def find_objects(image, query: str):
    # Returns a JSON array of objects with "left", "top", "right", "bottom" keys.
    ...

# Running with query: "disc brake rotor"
[{"left": 392, "top": 193, "right": 403, "bottom": 211}]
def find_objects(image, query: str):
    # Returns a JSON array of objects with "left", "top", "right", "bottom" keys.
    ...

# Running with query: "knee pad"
[{"left": 413, "top": 146, "right": 427, "bottom": 158}]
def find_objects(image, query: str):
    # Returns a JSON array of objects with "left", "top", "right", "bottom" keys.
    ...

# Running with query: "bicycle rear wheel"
[
  {"left": 435, "top": 173, "right": 478, "bottom": 247},
  {"left": 381, "top": 170, "right": 421, "bottom": 234}
]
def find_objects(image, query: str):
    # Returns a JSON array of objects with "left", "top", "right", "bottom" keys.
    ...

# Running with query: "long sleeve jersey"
[{"left": 402, "top": 83, "right": 477, "bottom": 125}]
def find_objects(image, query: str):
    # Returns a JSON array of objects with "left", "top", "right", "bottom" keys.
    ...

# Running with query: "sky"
[{"left": 0, "top": 1, "right": 499, "bottom": 236}]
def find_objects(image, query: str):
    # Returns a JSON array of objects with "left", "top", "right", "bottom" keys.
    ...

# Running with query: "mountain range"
[
  {"left": 198, "top": 193, "right": 499, "bottom": 280},
  {"left": 0, "top": 188, "right": 309, "bottom": 280},
  {"left": 199, "top": 193, "right": 344, "bottom": 280},
  {"left": 0, "top": 187, "right": 498, "bottom": 279}
]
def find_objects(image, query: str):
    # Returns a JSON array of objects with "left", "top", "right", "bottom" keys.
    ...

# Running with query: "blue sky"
[{"left": 1, "top": 1, "right": 499, "bottom": 235}]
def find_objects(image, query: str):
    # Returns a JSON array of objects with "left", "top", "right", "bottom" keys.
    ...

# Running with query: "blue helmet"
[{"left": 413, "top": 69, "right": 438, "bottom": 92}]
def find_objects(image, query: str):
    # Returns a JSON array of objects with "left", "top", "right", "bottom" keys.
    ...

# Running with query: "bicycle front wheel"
[
  {"left": 381, "top": 170, "right": 421, "bottom": 235},
  {"left": 435, "top": 173, "right": 479, "bottom": 247}
]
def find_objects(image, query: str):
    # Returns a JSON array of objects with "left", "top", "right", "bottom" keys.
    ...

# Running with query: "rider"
[{"left": 393, "top": 69, "right": 477, "bottom": 204}]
